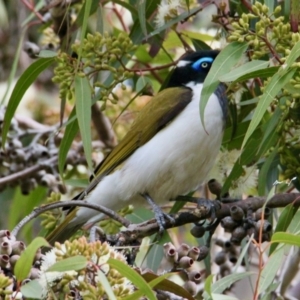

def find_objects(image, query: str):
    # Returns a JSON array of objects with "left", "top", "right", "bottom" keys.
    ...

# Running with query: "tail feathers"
[{"left": 46, "top": 210, "right": 83, "bottom": 245}]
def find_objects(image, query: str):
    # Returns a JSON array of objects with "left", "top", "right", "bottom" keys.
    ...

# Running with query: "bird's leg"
[
  {"left": 141, "top": 193, "right": 175, "bottom": 233},
  {"left": 174, "top": 195, "right": 221, "bottom": 225}
]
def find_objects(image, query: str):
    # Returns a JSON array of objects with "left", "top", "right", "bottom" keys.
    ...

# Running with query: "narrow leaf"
[
  {"left": 271, "top": 232, "right": 300, "bottom": 247},
  {"left": 219, "top": 60, "right": 269, "bottom": 82},
  {"left": 241, "top": 68, "right": 296, "bottom": 149},
  {"left": 212, "top": 272, "right": 253, "bottom": 294},
  {"left": 138, "top": 0, "right": 147, "bottom": 37},
  {"left": 74, "top": 76, "right": 92, "bottom": 170},
  {"left": 14, "top": 237, "right": 49, "bottom": 281},
  {"left": 233, "top": 66, "right": 279, "bottom": 82},
  {"left": 58, "top": 110, "right": 78, "bottom": 176},
  {"left": 284, "top": 40, "right": 300, "bottom": 68},
  {"left": 21, "top": 279, "right": 44, "bottom": 299},
  {"left": 2, "top": 57, "right": 54, "bottom": 145},
  {"left": 38, "top": 50, "right": 57, "bottom": 58},
  {"left": 47, "top": 256, "right": 87, "bottom": 272},
  {"left": 108, "top": 258, "right": 156, "bottom": 300},
  {"left": 97, "top": 270, "right": 117, "bottom": 300},
  {"left": 258, "top": 247, "right": 285, "bottom": 294},
  {"left": 200, "top": 42, "right": 248, "bottom": 128}
]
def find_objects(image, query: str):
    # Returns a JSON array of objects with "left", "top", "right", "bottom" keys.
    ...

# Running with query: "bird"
[{"left": 46, "top": 50, "right": 228, "bottom": 244}]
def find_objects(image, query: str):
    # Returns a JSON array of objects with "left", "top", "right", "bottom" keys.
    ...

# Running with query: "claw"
[{"left": 142, "top": 193, "right": 175, "bottom": 233}]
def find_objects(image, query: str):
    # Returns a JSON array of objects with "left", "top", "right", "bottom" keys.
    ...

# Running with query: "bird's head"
[{"left": 167, "top": 50, "right": 220, "bottom": 88}]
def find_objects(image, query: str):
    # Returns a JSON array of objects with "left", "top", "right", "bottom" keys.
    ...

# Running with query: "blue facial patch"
[{"left": 192, "top": 57, "right": 214, "bottom": 70}]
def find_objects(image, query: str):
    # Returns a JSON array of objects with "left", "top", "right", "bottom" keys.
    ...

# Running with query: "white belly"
[{"left": 75, "top": 84, "right": 224, "bottom": 224}]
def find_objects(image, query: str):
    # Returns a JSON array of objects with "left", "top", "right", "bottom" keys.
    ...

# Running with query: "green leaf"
[
  {"left": 108, "top": 258, "right": 156, "bottom": 300},
  {"left": 200, "top": 42, "right": 248, "bottom": 128},
  {"left": 271, "top": 232, "right": 300, "bottom": 247},
  {"left": 38, "top": 50, "right": 57, "bottom": 58},
  {"left": 58, "top": 110, "right": 78, "bottom": 177},
  {"left": 97, "top": 270, "right": 117, "bottom": 300},
  {"left": 241, "top": 68, "right": 296, "bottom": 150},
  {"left": 258, "top": 247, "right": 285, "bottom": 294},
  {"left": 204, "top": 274, "right": 214, "bottom": 297},
  {"left": 74, "top": 76, "right": 92, "bottom": 170},
  {"left": 212, "top": 294, "right": 239, "bottom": 300},
  {"left": 21, "top": 279, "right": 44, "bottom": 299},
  {"left": 138, "top": 0, "right": 147, "bottom": 37},
  {"left": 284, "top": 40, "right": 300, "bottom": 68},
  {"left": 76, "top": 0, "right": 99, "bottom": 27},
  {"left": 219, "top": 60, "right": 269, "bottom": 82},
  {"left": 233, "top": 66, "right": 279, "bottom": 82},
  {"left": 2, "top": 57, "right": 55, "bottom": 145},
  {"left": 47, "top": 255, "right": 87, "bottom": 272},
  {"left": 14, "top": 237, "right": 49, "bottom": 281},
  {"left": 212, "top": 272, "right": 253, "bottom": 294}
]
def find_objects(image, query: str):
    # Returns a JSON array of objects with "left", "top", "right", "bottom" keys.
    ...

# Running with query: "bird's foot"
[{"left": 141, "top": 193, "right": 175, "bottom": 234}]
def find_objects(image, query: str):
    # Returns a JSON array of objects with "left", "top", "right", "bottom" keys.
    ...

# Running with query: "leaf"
[
  {"left": 241, "top": 68, "right": 296, "bottom": 150},
  {"left": 21, "top": 279, "right": 44, "bottom": 299},
  {"left": 219, "top": 60, "right": 269, "bottom": 82},
  {"left": 200, "top": 42, "right": 248, "bottom": 128},
  {"left": 138, "top": 0, "right": 147, "bottom": 37},
  {"left": 97, "top": 270, "right": 117, "bottom": 300},
  {"left": 108, "top": 258, "right": 156, "bottom": 300},
  {"left": 14, "top": 237, "right": 49, "bottom": 281},
  {"left": 233, "top": 66, "right": 279, "bottom": 82},
  {"left": 204, "top": 274, "right": 214, "bottom": 297},
  {"left": 76, "top": 0, "right": 99, "bottom": 27},
  {"left": 284, "top": 40, "right": 300, "bottom": 68},
  {"left": 47, "top": 256, "right": 87, "bottom": 272},
  {"left": 258, "top": 247, "right": 285, "bottom": 294},
  {"left": 212, "top": 272, "right": 253, "bottom": 294},
  {"left": 2, "top": 57, "right": 55, "bottom": 145},
  {"left": 74, "top": 76, "right": 92, "bottom": 170},
  {"left": 58, "top": 110, "right": 78, "bottom": 176},
  {"left": 38, "top": 50, "right": 57, "bottom": 58},
  {"left": 272, "top": 232, "right": 300, "bottom": 247},
  {"left": 212, "top": 294, "right": 239, "bottom": 300}
]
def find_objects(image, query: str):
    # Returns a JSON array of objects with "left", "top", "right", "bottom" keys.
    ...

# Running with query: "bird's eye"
[{"left": 192, "top": 57, "right": 214, "bottom": 71}]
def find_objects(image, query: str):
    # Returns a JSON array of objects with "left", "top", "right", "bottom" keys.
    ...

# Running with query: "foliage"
[{"left": 1, "top": 0, "right": 300, "bottom": 299}]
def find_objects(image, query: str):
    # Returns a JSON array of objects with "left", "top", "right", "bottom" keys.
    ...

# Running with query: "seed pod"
[
  {"left": 188, "top": 247, "right": 200, "bottom": 261},
  {"left": 163, "top": 242, "right": 178, "bottom": 262},
  {"left": 198, "top": 245, "right": 209, "bottom": 261},
  {"left": 254, "top": 208, "right": 271, "bottom": 221},
  {"left": 29, "top": 268, "right": 40, "bottom": 279},
  {"left": 231, "top": 226, "right": 247, "bottom": 245},
  {"left": 221, "top": 216, "right": 239, "bottom": 232},
  {"left": 0, "top": 241, "right": 12, "bottom": 255},
  {"left": 190, "top": 225, "right": 205, "bottom": 238},
  {"left": 178, "top": 256, "right": 194, "bottom": 269},
  {"left": 0, "top": 254, "right": 10, "bottom": 268},
  {"left": 177, "top": 243, "right": 190, "bottom": 259},
  {"left": 230, "top": 205, "right": 244, "bottom": 221},
  {"left": 183, "top": 280, "right": 197, "bottom": 296},
  {"left": 255, "top": 220, "right": 272, "bottom": 233},
  {"left": 214, "top": 251, "right": 227, "bottom": 265},
  {"left": 11, "top": 241, "right": 26, "bottom": 255},
  {"left": 207, "top": 179, "right": 222, "bottom": 197},
  {"left": 188, "top": 270, "right": 201, "bottom": 284},
  {"left": 10, "top": 255, "right": 20, "bottom": 268}
]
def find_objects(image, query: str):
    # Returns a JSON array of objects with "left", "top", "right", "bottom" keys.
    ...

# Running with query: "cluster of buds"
[
  {"left": 221, "top": 206, "right": 272, "bottom": 246},
  {"left": 0, "top": 230, "right": 43, "bottom": 298},
  {"left": 163, "top": 242, "right": 208, "bottom": 296},
  {"left": 53, "top": 31, "right": 136, "bottom": 104},
  {"left": 0, "top": 106, "right": 93, "bottom": 195}
]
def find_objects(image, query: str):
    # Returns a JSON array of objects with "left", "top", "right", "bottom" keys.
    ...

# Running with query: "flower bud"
[{"left": 178, "top": 256, "right": 194, "bottom": 269}]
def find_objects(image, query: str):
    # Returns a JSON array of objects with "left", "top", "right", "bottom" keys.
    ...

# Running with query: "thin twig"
[{"left": 11, "top": 200, "right": 130, "bottom": 237}]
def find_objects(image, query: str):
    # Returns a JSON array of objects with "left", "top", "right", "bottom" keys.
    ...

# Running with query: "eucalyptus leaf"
[
  {"left": 14, "top": 237, "right": 49, "bottom": 281},
  {"left": 74, "top": 76, "right": 92, "bottom": 171},
  {"left": 47, "top": 256, "right": 87, "bottom": 272},
  {"left": 233, "top": 66, "right": 279, "bottom": 82},
  {"left": 97, "top": 270, "right": 117, "bottom": 300},
  {"left": 200, "top": 42, "right": 248, "bottom": 128},
  {"left": 271, "top": 232, "right": 300, "bottom": 247},
  {"left": 219, "top": 60, "right": 269, "bottom": 82},
  {"left": 21, "top": 279, "right": 44, "bottom": 299},
  {"left": 137, "top": 0, "right": 147, "bottom": 37}
]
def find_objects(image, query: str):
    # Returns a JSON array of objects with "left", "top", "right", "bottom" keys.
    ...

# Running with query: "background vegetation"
[{"left": 0, "top": 0, "right": 300, "bottom": 299}]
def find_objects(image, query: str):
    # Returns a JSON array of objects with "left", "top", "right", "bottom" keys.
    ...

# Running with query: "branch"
[{"left": 11, "top": 200, "right": 130, "bottom": 237}]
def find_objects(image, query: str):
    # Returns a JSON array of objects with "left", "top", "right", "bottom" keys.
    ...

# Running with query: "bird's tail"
[{"left": 45, "top": 209, "right": 82, "bottom": 245}]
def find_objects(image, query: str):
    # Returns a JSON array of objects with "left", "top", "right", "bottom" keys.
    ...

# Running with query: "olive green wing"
[{"left": 81, "top": 87, "right": 192, "bottom": 197}]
